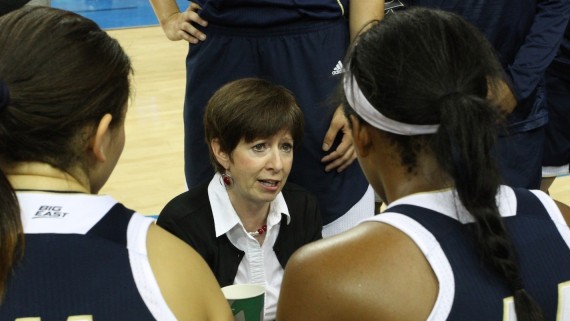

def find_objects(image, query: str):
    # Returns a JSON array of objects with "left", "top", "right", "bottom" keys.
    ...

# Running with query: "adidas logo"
[
  {"left": 331, "top": 60, "right": 344, "bottom": 75},
  {"left": 385, "top": 0, "right": 406, "bottom": 15}
]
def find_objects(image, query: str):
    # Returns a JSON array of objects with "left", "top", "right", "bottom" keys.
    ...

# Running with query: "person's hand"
[
  {"left": 321, "top": 105, "right": 357, "bottom": 173},
  {"left": 489, "top": 78, "right": 517, "bottom": 115},
  {"left": 161, "top": 3, "right": 208, "bottom": 43}
]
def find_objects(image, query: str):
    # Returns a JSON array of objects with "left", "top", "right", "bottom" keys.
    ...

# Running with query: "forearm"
[
  {"left": 149, "top": 0, "right": 181, "bottom": 26},
  {"left": 349, "top": 0, "right": 384, "bottom": 41}
]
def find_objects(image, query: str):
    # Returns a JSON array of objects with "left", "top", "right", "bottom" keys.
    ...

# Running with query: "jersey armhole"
[
  {"left": 364, "top": 213, "right": 455, "bottom": 321},
  {"left": 529, "top": 190, "right": 570, "bottom": 249},
  {"left": 127, "top": 214, "right": 177, "bottom": 321}
]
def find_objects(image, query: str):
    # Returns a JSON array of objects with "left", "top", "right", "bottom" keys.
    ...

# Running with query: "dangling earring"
[{"left": 220, "top": 171, "right": 233, "bottom": 188}]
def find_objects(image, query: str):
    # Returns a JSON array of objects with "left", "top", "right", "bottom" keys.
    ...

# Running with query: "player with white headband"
[{"left": 277, "top": 7, "right": 570, "bottom": 321}]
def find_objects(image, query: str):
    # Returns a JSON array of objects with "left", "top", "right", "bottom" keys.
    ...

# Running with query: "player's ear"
[
  {"left": 89, "top": 113, "right": 114, "bottom": 162},
  {"left": 350, "top": 115, "right": 372, "bottom": 157}
]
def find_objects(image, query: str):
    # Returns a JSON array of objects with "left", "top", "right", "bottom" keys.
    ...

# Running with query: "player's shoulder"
[
  {"left": 146, "top": 224, "right": 233, "bottom": 320},
  {"left": 280, "top": 221, "right": 437, "bottom": 320}
]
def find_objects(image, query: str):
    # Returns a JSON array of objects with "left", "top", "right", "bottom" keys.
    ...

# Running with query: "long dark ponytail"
[
  {"left": 344, "top": 8, "right": 545, "bottom": 320},
  {"left": 434, "top": 94, "right": 545, "bottom": 321}
]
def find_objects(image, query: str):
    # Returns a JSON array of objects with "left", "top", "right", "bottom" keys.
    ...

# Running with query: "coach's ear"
[{"left": 211, "top": 138, "right": 231, "bottom": 170}]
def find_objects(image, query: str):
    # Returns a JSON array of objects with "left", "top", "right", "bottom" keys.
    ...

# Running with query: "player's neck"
[{"left": 2, "top": 161, "right": 90, "bottom": 193}]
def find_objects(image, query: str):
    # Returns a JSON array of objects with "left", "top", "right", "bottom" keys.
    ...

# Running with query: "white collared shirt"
[{"left": 208, "top": 173, "right": 290, "bottom": 321}]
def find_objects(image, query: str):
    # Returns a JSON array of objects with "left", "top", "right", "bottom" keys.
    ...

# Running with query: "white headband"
[{"left": 343, "top": 73, "right": 439, "bottom": 136}]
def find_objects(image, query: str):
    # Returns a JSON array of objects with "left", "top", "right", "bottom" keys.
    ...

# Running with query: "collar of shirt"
[
  {"left": 385, "top": 185, "right": 517, "bottom": 223},
  {"left": 208, "top": 172, "right": 291, "bottom": 238}
]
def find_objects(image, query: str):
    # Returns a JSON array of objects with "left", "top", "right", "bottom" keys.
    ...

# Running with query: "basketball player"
[{"left": 0, "top": 7, "right": 232, "bottom": 320}]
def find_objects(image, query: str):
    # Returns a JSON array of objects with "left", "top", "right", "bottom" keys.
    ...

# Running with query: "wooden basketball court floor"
[
  {"left": 100, "top": 27, "right": 188, "bottom": 215},
  {"left": 100, "top": 26, "right": 570, "bottom": 216}
]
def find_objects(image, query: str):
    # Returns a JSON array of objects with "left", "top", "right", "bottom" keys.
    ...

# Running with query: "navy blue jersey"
[
  {"left": 0, "top": 192, "right": 175, "bottom": 321},
  {"left": 364, "top": 186, "right": 570, "bottom": 320},
  {"left": 193, "top": 0, "right": 349, "bottom": 27}
]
